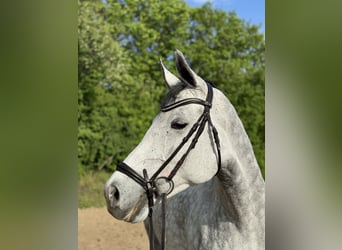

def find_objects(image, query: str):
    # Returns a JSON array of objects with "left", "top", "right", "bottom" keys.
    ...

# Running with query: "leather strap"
[
  {"left": 161, "top": 98, "right": 211, "bottom": 112},
  {"left": 117, "top": 162, "right": 146, "bottom": 189}
]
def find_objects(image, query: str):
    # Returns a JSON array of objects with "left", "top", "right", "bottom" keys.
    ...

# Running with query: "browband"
[
  {"left": 161, "top": 98, "right": 211, "bottom": 112},
  {"left": 161, "top": 81, "right": 214, "bottom": 112}
]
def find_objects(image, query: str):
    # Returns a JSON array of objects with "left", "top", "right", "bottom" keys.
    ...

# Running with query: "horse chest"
[{"left": 149, "top": 181, "right": 245, "bottom": 249}]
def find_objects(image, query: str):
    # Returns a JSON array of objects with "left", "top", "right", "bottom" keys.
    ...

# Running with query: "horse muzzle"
[{"left": 104, "top": 177, "right": 149, "bottom": 222}]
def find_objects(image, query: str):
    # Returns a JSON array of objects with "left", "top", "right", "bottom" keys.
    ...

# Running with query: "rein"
[{"left": 116, "top": 81, "right": 221, "bottom": 250}]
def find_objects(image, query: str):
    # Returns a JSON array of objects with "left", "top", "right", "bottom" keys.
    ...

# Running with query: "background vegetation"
[{"left": 78, "top": 0, "right": 265, "bottom": 207}]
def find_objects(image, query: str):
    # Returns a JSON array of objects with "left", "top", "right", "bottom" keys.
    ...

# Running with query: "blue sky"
[{"left": 185, "top": 0, "right": 264, "bottom": 32}]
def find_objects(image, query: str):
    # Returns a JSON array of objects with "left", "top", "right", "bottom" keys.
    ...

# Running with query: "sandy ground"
[{"left": 78, "top": 207, "right": 149, "bottom": 250}]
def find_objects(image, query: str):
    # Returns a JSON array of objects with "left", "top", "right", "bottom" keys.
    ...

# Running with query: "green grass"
[{"left": 78, "top": 171, "right": 112, "bottom": 208}]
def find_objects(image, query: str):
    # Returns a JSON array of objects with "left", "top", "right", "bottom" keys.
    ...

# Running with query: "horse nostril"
[
  {"left": 114, "top": 187, "right": 120, "bottom": 200},
  {"left": 108, "top": 184, "right": 120, "bottom": 208}
]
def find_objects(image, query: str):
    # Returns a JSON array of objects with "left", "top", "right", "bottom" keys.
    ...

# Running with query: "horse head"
[{"left": 104, "top": 50, "right": 233, "bottom": 223}]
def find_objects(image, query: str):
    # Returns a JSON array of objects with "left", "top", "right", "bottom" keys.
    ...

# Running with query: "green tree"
[
  {"left": 105, "top": 1, "right": 265, "bottom": 176},
  {"left": 184, "top": 4, "right": 265, "bottom": 176},
  {"left": 78, "top": 0, "right": 265, "bottom": 177},
  {"left": 78, "top": 0, "right": 133, "bottom": 173}
]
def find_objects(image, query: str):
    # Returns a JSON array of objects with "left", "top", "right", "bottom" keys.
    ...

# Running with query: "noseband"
[{"left": 116, "top": 81, "right": 221, "bottom": 250}]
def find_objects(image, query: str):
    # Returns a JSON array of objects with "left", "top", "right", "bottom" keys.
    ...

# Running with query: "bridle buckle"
[{"left": 154, "top": 177, "right": 174, "bottom": 196}]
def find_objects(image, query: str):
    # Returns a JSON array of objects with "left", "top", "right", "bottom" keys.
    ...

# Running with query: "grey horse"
[{"left": 105, "top": 50, "right": 265, "bottom": 249}]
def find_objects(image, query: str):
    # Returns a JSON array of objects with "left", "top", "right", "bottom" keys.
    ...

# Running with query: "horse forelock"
[{"left": 160, "top": 82, "right": 189, "bottom": 108}]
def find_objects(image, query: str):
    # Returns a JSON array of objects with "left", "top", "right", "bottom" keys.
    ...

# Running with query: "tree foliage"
[{"left": 78, "top": 0, "right": 265, "bottom": 177}]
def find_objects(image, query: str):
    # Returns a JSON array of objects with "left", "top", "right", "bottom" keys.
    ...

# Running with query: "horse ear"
[
  {"left": 160, "top": 58, "right": 181, "bottom": 89},
  {"left": 174, "top": 49, "right": 198, "bottom": 87}
]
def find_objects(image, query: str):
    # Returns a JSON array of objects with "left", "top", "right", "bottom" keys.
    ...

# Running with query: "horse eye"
[{"left": 171, "top": 120, "right": 188, "bottom": 130}]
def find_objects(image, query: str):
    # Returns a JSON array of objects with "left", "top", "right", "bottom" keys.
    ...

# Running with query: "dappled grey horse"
[{"left": 104, "top": 50, "right": 264, "bottom": 249}]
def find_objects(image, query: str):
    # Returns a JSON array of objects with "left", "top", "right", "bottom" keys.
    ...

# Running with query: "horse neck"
[{"left": 213, "top": 91, "right": 265, "bottom": 229}]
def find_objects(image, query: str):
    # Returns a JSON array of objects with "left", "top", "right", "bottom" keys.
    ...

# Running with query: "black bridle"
[{"left": 116, "top": 81, "right": 221, "bottom": 250}]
